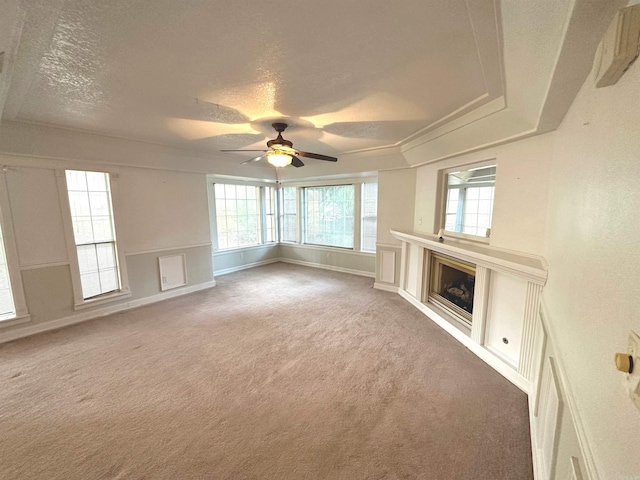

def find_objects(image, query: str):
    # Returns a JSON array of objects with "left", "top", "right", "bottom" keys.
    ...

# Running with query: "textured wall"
[{"left": 542, "top": 60, "right": 640, "bottom": 477}]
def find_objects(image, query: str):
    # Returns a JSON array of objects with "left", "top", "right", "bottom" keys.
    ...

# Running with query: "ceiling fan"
[{"left": 221, "top": 123, "right": 338, "bottom": 168}]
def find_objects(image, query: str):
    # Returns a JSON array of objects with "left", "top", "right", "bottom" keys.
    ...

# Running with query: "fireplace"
[{"left": 428, "top": 254, "right": 476, "bottom": 325}]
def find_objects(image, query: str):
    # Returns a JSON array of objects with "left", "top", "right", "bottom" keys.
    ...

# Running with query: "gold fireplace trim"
[
  {"left": 428, "top": 253, "right": 476, "bottom": 325},
  {"left": 430, "top": 254, "right": 476, "bottom": 277}
]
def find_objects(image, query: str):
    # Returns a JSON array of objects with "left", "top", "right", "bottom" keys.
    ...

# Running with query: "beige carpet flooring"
[{"left": 0, "top": 263, "right": 533, "bottom": 479}]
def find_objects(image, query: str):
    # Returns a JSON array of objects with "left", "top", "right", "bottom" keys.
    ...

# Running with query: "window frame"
[
  {"left": 262, "top": 185, "right": 277, "bottom": 244},
  {"left": 302, "top": 184, "right": 357, "bottom": 249},
  {"left": 0, "top": 170, "right": 30, "bottom": 327},
  {"left": 57, "top": 169, "right": 131, "bottom": 310},
  {"left": 360, "top": 181, "right": 378, "bottom": 253},
  {"left": 212, "top": 183, "right": 263, "bottom": 251},
  {"left": 208, "top": 176, "right": 377, "bottom": 256},
  {"left": 209, "top": 180, "right": 278, "bottom": 253},
  {"left": 278, "top": 185, "right": 298, "bottom": 244},
  {"left": 437, "top": 160, "right": 497, "bottom": 244},
  {"left": 278, "top": 178, "right": 376, "bottom": 255}
]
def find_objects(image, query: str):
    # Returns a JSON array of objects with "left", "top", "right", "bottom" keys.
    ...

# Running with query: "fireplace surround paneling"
[{"left": 391, "top": 230, "right": 547, "bottom": 391}]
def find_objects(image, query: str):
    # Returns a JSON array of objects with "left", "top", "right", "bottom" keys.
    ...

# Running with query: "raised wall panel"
[
  {"left": 405, "top": 243, "right": 420, "bottom": 297},
  {"left": 485, "top": 271, "right": 527, "bottom": 366},
  {"left": 380, "top": 250, "right": 396, "bottom": 284},
  {"left": 537, "top": 357, "right": 563, "bottom": 480}
]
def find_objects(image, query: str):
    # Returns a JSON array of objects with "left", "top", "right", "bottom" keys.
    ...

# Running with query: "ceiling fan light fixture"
[{"left": 267, "top": 151, "right": 292, "bottom": 167}]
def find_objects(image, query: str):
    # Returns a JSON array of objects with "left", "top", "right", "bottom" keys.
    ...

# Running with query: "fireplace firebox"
[{"left": 428, "top": 254, "right": 476, "bottom": 325}]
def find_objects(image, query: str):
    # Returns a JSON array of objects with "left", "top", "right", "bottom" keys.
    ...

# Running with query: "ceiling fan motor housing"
[{"left": 267, "top": 123, "right": 294, "bottom": 149}]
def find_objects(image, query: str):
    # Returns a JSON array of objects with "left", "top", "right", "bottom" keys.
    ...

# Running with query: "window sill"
[
  {"left": 74, "top": 290, "right": 132, "bottom": 311},
  {"left": 442, "top": 231, "right": 491, "bottom": 245},
  {"left": 213, "top": 243, "right": 278, "bottom": 255},
  {"left": 0, "top": 314, "right": 32, "bottom": 329},
  {"left": 280, "top": 243, "right": 376, "bottom": 256}
]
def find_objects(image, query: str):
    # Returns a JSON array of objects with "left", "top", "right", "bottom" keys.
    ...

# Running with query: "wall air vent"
[{"left": 593, "top": 4, "right": 640, "bottom": 88}]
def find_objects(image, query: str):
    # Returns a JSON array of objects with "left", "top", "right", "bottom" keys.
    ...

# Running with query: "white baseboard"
[
  {"left": 279, "top": 258, "right": 375, "bottom": 278},
  {"left": 214, "top": 258, "right": 280, "bottom": 276},
  {"left": 398, "top": 289, "right": 530, "bottom": 393},
  {"left": 0, "top": 280, "right": 217, "bottom": 344},
  {"left": 373, "top": 282, "right": 399, "bottom": 293}
]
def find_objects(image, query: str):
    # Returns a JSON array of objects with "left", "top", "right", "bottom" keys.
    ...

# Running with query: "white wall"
[
  {"left": 119, "top": 168, "right": 210, "bottom": 254},
  {"left": 542, "top": 61, "right": 640, "bottom": 477},
  {"left": 412, "top": 133, "right": 552, "bottom": 256},
  {"left": 5, "top": 167, "right": 68, "bottom": 267},
  {"left": 377, "top": 168, "right": 416, "bottom": 245}
]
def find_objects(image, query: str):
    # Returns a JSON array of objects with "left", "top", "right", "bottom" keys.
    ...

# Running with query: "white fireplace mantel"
[
  {"left": 388, "top": 229, "right": 548, "bottom": 392},
  {"left": 390, "top": 230, "right": 547, "bottom": 285}
]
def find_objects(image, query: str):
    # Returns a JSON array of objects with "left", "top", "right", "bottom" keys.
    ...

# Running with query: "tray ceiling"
[
  {"left": 1, "top": 0, "right": 503, "bottom": 159},
  {"left": 0, "top": 0, "right": 626, "bottom": 177}
]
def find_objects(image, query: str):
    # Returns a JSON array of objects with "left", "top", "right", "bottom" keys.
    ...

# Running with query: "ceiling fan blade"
[
  {"left": 296, "top": 151, "right": 338, "bottom": 162},
  {"left": 241, "top": 155, "right": 265, "bottom": 165},
  {"left": 221, "top": 149, "right": 268, "bottom": 152},
  {"left": 290, "top": 156, "right": 304, "bottom": 168}
]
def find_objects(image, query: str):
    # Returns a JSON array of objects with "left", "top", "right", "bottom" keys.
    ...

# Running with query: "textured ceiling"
[{"left": 2, "top": 0, "right": 503, "bottom": 161}]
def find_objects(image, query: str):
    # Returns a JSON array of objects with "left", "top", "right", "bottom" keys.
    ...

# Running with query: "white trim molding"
[
  {"left": 214, "top": 258, "right": 280, "bottom": 276},
  {"left": 279, "top": 258, "right": 375, "bottom": 278},
  {"left": 20, "top": 260, "right": 70, "bottom": 271},
  {"left": 373, "top": 282, "right": 399, "bottom": 293},
  {"left": 126, "top": 242, "right": 212, "bottom": 256},
  {"left": 0, "top": 170, "right": 30, "bottom": 322},
  {"left": 56, "top": 169, "right": 132, "bottom": 310},
  {"left": 0, "top": 280, "right": 217, "bottom": 344},
  {"left": 390, "top": 230, "right": 548, "bottom": 285}
]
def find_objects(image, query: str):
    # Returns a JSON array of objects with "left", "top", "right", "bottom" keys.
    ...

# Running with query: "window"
[
  {"left": 210, "top": 179, "right": 377, "bottom": 254},
  {"left": 0, "top": 223, "right": 16, "bottom": 319},
  {"left": 214, "top": 184, "right": 262, "bottom": 250},
  {"left": 65, "top": 170, "right": 121, "bottom": 299},
  {"left": 304, "top": 185, "right": 354, "bottom": 248},
  {"left": 361, "top": 183, "right": 378, "bottom": 253},
  {"left": 279, "top": 186, "right": 297, "bottom": 242},
  {"left": 264, "top": 187, "right": 276, "bottom": 243},
  {"left": 444, "top": 165, "right": 496, "bottom": 238}
]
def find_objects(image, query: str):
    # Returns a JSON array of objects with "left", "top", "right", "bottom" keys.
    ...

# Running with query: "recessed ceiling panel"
[{"left": 7, "top": 0, "right": 503, "bottom": 155}]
